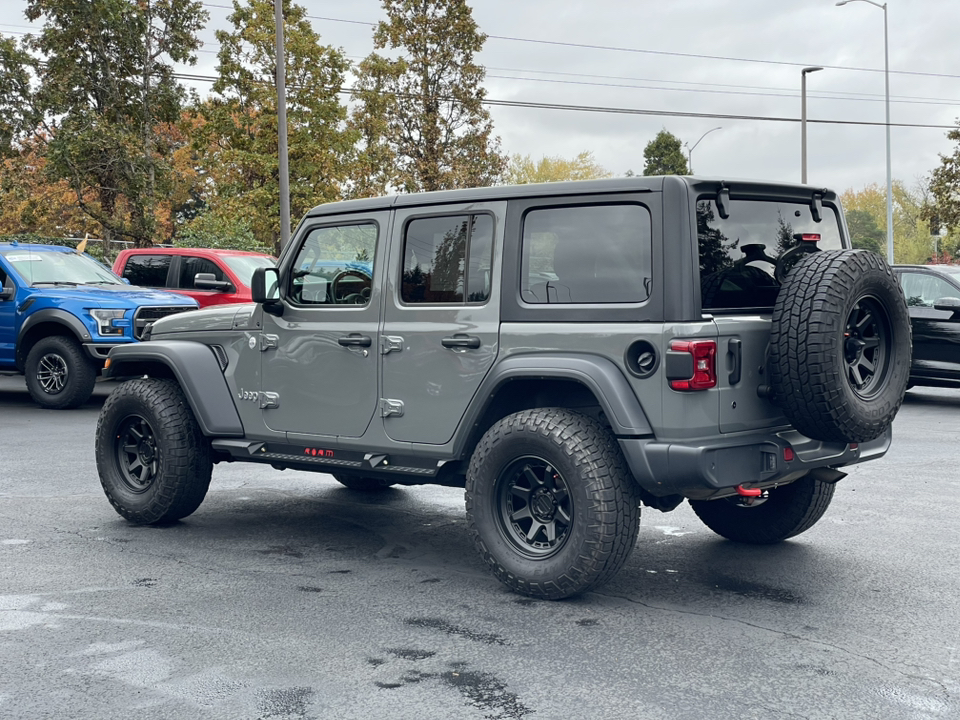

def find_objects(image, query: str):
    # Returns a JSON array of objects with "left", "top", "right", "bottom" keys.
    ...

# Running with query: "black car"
[{"left": 894, "top": 264, "right": 960, "bottom": 387}]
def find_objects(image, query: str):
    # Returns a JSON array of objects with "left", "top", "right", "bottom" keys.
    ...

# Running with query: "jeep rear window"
[
  {"left": 698, "top": 198, "right": 843, "bottom": 311},
  {"left": 123, "top": 254, "right": 171, "bottom": 288},
  {"left": 520, "top": 204, "right": 651, "bottom": 304}
]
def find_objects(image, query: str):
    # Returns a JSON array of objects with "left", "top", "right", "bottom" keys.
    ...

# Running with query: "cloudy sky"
[{"left": 10, "top": 0, "right": 960, "bottom": 195}]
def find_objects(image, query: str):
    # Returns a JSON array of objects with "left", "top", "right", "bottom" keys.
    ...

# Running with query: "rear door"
[
  {"left": 694, "top": 195, "right": 844, "bottom": 433},
  {"left": 380, "top": 202, "right": 503, "bottom": 444}
]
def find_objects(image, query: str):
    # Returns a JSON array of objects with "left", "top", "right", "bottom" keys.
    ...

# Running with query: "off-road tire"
[
  {"left": 24, "top": 335, "right": 97, "bottom": 409},
  {"left": 769, "top": 250, "right": 911, "bottom": 443},
  {"left": 95, "top": 378, "right": 212, "bottom": 524},
  {"left": 466, "top": 408, "right": 641, "bottom": 600},
  {"left": 332, "top": 474, "right": 395, "bottom": 491},
  {"left": 689, "top": 474, "right": 836, "bottom": 544}
]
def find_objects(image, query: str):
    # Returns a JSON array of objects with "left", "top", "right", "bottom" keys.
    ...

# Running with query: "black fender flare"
[
  {"left": 105, "top": 341, "right": 245, "bottom": 437},
  {"left": 454, "top": 353, "right": 654, "bottom": 455},
  {"left": 17, "top": 308, "right": 92, "bottom": 368}
]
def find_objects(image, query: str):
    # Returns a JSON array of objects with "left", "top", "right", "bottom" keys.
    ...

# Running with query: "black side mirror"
[
  {"left": 933, "top": 296, "right": 960, "bottom": 316},
  {"left": 252, "top": 267, "right": 283, "bottom": 315},
  {"left": 194, "top": 272, "right": 232, "bottom": 291},
  {"left": 0, "top": 286, "right": 13, "bottom": 301}
]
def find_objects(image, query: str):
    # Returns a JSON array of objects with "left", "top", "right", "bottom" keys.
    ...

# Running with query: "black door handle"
[
  {"left": 338, "top": 334, "right": 372, "bottom": 347},
  {"left": 728, "top": 338, "right": 742, "bottom": 385},
  {"left": 441, "top": 335, "right": 481, "bottom": 349}
]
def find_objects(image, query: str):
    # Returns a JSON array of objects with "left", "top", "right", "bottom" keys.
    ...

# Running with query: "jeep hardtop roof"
[{"left": 306, "top": 176, "right": 840, "bottom": 219}]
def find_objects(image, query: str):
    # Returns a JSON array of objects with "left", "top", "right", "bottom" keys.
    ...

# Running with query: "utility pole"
[{"left": 274, "top": 0, "right": 291, "bottom": 249}]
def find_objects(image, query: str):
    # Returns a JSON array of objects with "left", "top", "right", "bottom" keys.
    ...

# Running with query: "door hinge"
[
  {"left": 381, "top": 335, "right": 404, "bottom": 355},
  {"left": 259, "top": 391, "right": 280, "bottom": 409},
  {"left": 259, "top": 334, "right": 279, "bottom": 352},
  {"left": 379, "top": 398, "right": 404, "bottom": 417}
]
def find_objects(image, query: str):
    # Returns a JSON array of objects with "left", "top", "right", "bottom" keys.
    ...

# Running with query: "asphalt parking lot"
[{"left": 1, "top": 374, "right": 959, "bottom": 719}]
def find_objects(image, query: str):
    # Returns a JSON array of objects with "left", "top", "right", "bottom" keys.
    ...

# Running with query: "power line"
[{"left": 169, "top": 71, "right": 957, "bottom": 131}]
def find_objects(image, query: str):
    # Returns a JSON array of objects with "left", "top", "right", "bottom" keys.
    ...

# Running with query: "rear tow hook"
[{"left": 735, "top": 485, "right": 768, "bottom": 507}]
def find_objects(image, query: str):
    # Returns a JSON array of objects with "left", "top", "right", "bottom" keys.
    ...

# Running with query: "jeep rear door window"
[
  {"left": 179, "top": 256, "right": 224, "bottom": 289},
  {"left": 698, "top": 198, "right": 842, "bottom": 310},
  {"left": 289, "top": 223, "right": 377, "bottom": 305},
  {"left": 122, "top": 254, "right": 171, "bottom": 288},
  {"left": 401, "top": 214, "right": 493, "bottom": 304},
  {"left": 520, "top": 204, "right": 652, "bottom": 304}
]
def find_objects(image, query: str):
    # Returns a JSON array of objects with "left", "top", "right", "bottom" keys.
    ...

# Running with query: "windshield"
[
  {"left": 0, "top": 249, "right": 123, "bottom": 286},
  {"left": 222, "top": 255, "right": 276, "bottom": 287}
]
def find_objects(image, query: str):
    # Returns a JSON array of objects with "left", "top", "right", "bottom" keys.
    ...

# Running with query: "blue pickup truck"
[{"left": 0, "top": 243, "right": 197, "bottom": 408}]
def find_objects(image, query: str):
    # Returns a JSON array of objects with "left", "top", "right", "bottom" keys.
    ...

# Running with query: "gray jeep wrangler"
[{"left": 94, "top": 176, "right": 911, "bottom": 599}]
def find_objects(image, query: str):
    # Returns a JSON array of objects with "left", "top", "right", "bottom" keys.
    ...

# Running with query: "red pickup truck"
[{"left": 113, "top": 247, "right": 275, "bottom": 308}]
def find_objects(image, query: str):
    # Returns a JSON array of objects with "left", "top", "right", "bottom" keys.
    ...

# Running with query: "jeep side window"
[
  {"left": 520, "top": 204, "right": 652, "bottom": 304},
  {"left": 697, "top": 198, "right": 843, "bottom": 311},
  {"left": 123, "top": 255, "right": 172, "bottom": 288},
  {"left": 401, "top": 214, "right": 494, "bottom": 304},
  {"left": 289, "top": 223, "right": 377, "bottom": 306}
]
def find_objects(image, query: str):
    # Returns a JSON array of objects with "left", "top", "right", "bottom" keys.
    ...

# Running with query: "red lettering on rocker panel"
[{"left": 303, "top": 448, "right": 335, "bottom": 457}]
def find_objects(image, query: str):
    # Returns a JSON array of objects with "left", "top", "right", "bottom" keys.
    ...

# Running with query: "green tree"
[
  {"left": 926, "top": 121, "right": 960, "bottom": 235},
  {"left": 11, "top": 0, "right": 207, "bottom": 246},
  {"left": 505, "top": 151, "right": 611, "bottom": 185},
  {"left": 841, "top": 182, "right": 935, "bottom": 263},
  {"left": 195, "top": 0, "right": 354, "bottom": 253},
  {"left": 845, "top": 209, "right": 884, "bottom": 255},
  {"left": 351, "top": 0, "right": 506, "bottom": 193},
  {"left": 643, "top": 129, "right": 689, "bottom": 176}
]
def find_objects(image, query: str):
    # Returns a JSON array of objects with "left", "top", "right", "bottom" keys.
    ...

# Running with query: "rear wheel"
[
  {"left": 689, "top": 474, "right": 835, "bottom": 544},
  {"left": 95, "top": 378, "right": 212, "bottom": 524},
  {"left": 332, "top": 474, "right": 395, "bottom": 491},
  {"left": 466, "top": 408, "right": 640, "bottom": 600},
  {"left": 24, "top": 336, "right": 97, "bottom": 409}
]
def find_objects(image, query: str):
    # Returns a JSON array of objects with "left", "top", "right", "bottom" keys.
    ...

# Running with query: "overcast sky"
[{"left": 11, "top": 0, "right": 960, "bottom": 195}]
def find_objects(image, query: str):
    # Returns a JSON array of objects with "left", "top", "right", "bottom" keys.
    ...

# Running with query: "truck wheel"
[
  {"left": 24, "top": 336, "right": 97, "bottom": 409},
  {"left": 769, "top": 249, "right": 911, "bottom": 443},
  {"left": 95, "top": 378, "right": 212, "bottom": 524},
  {"left": 332, "top": 474, "right": 395, "bottom": 491},
  {"left": 466, "top": 408, "right": 640, "bottom": 600},
  {"left": 689, "top": 474, "right": 835, "bottom": 544}
]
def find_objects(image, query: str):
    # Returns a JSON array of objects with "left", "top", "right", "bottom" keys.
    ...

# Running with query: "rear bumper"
[{"left": 619, "top": 427, "right": 890, "bottom": 500}]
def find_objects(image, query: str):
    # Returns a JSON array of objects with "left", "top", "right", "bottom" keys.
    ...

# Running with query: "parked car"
[
  {"left": 95, "top": 177, "right": 912, "bottom": 599},
  {"left": 894, "top": 264, "right": 960, "bottom": 388},
  {"left": 112, "top": 247, "right": 275, "bottom": 308},
  {"left": 0, "top": 243, "right": 197, "bottom": 408}
]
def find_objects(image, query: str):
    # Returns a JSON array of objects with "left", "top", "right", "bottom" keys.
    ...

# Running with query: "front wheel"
[
  {"left": 466, "top": 408, "right": 640, "bottom": 600},
  {"left": 689, "top": 474, "right": 836, "bottom": 544},
  {"left": 24, "top": 336, "right": 97, "bottom": 409},
  {"left": 95, "top": 378, "right": 212, "bottom": 524}
]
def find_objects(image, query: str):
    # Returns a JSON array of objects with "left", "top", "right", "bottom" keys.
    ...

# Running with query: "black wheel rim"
[
  {"left": 843, "top": 295, "right": 891, "bottom": 398},
  {"left": 37, "top": 352, "right": 68, "bottom": 394},
  {"left": 494, "top": 456, "right": 573, "bottom": 558},
  {"left": 115, "top": 416, "right": 160, "bottom": 493}
]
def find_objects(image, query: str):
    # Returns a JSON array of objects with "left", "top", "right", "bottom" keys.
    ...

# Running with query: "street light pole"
[
  {"left": 801, "top": 67, "right": 823, "bottom": 184},
  {"left": 686, "top": 126, "right": 722, "bottom": 175},
  {"left": 837, "top": 0, "right": 893, "bottom": 264},
  {"left": 274, "top": 0, "right": 291, "bottom": 250}
]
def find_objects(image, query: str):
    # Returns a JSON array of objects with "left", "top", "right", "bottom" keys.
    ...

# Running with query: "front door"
[
  {"left": 898, "top": 269, "right": 960, "bottom": 381},
  {"left": 0, "top": 261, "right": 17, "bottom": 366},
  {"left": 260, "top": 214, "right": 387, "bottom": 438},
  {"left": 380, "top": 203, "right": 503, "bottom": 444}
]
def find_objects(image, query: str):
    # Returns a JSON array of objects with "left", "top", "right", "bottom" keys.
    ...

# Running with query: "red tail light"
[
  {"left": 800, "top": 233, "right": 821, "bottom": 242},
  {"left": 668, "top": 340, "right": 717, "bottom": 391}
]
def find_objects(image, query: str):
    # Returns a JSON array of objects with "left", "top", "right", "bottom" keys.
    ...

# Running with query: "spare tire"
[{"left": 768, "top": 249, "right": 911, "bottom": 443}]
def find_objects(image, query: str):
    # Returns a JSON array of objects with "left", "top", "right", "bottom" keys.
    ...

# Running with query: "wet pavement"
[{"left": 1, "top": 375, "right": 959, "bottom": 719}]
